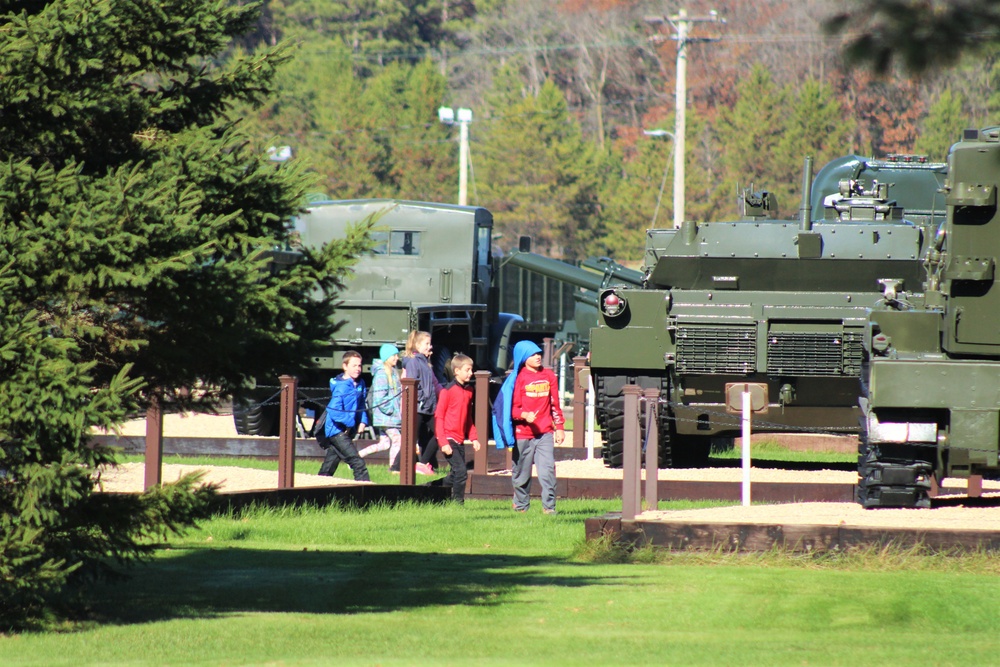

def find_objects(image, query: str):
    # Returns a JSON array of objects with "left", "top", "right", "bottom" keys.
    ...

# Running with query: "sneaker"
[
  {"left": 512, "top": 502, "right": 527, "bottom": 513},
  {"left": 415, "top": 463, "right": 434, "bottom": 475},
  {"left": 542, "top": 508, "right": 557, "bottom": 515}
]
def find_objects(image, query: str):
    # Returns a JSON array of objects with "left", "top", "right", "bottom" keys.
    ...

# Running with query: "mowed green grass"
[{"left": 5, "top": 490, "right": 1000, "bottom": 666}]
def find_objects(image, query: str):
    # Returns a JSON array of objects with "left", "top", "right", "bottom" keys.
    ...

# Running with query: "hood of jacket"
[
  {"left": 511, "top": 340, "right": 542, "bottom": 375},
  {"left": 491, "top": 340, "right": 542, "bottom": 449}
]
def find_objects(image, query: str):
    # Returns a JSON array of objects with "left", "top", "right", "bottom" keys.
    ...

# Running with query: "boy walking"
[
  {"left": 434, "top": 354, "right": 481, "bottom": 503},
  {"left": 317, "top": 350, "right": 370, "bottom": 481},
  {"left": 497, "top": 341, "right": 565, "bottom": 514}
]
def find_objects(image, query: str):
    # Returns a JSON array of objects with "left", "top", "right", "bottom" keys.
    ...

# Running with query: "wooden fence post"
[
  {"left": 473, "top": 370, "right": 490, "bottom": 476},
  {"left": 542, "top": 337, "right": 555, "bottom": 369},
  {"left": 400, "top": 377, "right": 418, "bottom": 486},
  {"left": 278, "top": 375, "right": 297, "bottom": 489},
  {"left": 572, "top": 356, "right": 588, "bottom": 448},
  {"left": 144, "top": 393, "right": 163, "bottom": 491},
  {"left": 643, "top": 387, "right": 660, "bottom": 511},
  {"left": 621, "top": 385, "right": 643, "bottom": 521}
]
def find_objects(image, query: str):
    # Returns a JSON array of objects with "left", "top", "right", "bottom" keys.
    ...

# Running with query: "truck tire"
[{"left": 232, "top": 396, "right": 280, "bottom": 437}]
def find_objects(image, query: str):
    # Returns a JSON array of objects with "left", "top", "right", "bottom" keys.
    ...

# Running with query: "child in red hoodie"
[
  {"left": 434, "top": 354, "right": 481, "bottom": 503},
  {"left": 510, "top": 343, "right": 565, "bottom": 514}
]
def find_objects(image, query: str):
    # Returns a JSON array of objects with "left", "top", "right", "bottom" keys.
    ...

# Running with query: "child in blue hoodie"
[{"left": 317, "top": 350, "right": 370, "bottom": 481}]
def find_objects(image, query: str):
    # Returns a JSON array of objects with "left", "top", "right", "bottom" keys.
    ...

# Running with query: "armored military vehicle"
[
  {"left": 234, "top": 199, "right": 522, "bottom": 436},
  {"left": 810, "top": 154, "right": 948, "bottom": 234},
  {"left": 591, "top": 157, "right": 937, "bottom": 468},
  {"left": 857, "top": 128, "right": 1000, "bottom": 508}
]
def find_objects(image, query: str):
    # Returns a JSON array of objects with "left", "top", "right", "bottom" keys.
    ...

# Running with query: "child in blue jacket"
[{"left": 318, "top": 350, "right": 370, "bottom": 481}]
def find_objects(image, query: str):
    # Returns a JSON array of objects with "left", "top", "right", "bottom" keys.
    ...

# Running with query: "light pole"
[
  {"left": 438, "top": 106, "right": 473, "bottom": 206},
  {"left": 646, "top": 9, "right": 724, "bottom": 228},
  {"left": 643, "top": 129, "right": 674, "bottom": 227}
]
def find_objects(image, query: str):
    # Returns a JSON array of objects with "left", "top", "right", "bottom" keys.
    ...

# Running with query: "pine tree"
[
  {"left": 914, "top": 88, "right": 967, "bottom": 161},
  {"left": 715, "top": 65, "right": 787, "bottom": 204},
  {"left": 477, "top": 66, "right": 601, "bottom": 258},
  {"left": 0, "top": 0, "right": 367, "bottom": 629}
]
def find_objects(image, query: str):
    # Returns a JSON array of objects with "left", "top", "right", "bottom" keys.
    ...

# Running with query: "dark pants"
[
  {"left": 318, "top": 431, "right": 370, "bottom": 481},
  {"left": 416, "top": 413, "right": 440, "bottom": 469},
  {"left": 391, "top": 412, "right": 439, "bottom": 471},
  {"left": 441, "top": 442, "right": 468, "bottom": 503}
]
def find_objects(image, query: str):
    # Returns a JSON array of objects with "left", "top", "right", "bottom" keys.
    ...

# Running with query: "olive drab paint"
[
  {"left": 587, "top": 154, "right": 947, "bottom": 470},
  {"left": 859, "top": 128, "right": 1000, "bottom": 508}
]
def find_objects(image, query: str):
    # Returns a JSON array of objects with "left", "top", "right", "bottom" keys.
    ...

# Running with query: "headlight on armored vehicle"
[{"left": 600, "top": 289, "right": 628, "bottom": 318}]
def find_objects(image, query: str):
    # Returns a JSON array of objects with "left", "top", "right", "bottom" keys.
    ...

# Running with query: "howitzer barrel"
[
  {"left": 580, "top": 257, "right": 644, "bottom": 287},
  {"left": 504, "top": 251, "right": 641, "bottom": 292}
]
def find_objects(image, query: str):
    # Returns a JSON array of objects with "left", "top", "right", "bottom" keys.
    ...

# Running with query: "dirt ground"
[{"left": 93, "top": 413, "right": 1000, "bottom": 530}]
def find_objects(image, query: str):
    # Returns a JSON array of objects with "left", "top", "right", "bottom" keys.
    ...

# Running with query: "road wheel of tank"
[
  {"left": 232, "top": 395, "right": 280, "bottom": 437},
  {"left": 855, "top": 425, "right": 933, "bottom": 509},
  {"left": 599, "top": 375, "right": 666, "bottom": 469},
  {"left": 601, "top": 395, "right": 626, "bottom": 468}
]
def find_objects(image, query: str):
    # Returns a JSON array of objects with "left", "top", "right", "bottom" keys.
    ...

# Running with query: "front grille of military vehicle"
[
  {"left": 675, "top": 325, "right": 756, "bottom": 374},
  {"left": 766, "top": 331, "right": 863, "bottom": 376}
]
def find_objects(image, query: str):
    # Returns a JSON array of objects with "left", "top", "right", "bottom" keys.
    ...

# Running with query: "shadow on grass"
[{"left": 84, "top": 548, "right": 618, "bottom": 625}]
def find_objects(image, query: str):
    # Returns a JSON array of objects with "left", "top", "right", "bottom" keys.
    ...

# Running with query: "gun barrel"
[{"left": 505, "top": 252, "right": 641, "bottom": 291}]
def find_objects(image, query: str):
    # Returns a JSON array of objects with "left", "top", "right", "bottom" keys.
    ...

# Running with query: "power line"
[{"left": 286, "top": 32, "right": 846, "bottom": 64}]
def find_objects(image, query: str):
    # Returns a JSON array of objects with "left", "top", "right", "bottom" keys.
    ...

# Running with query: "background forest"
[{"left": 235, "top": 0, "right": 996, "bottom": 260}]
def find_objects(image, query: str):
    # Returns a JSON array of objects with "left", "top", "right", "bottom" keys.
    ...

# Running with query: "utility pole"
[{"left": 647, "top": 9, "right": 725, "bottom": 228}]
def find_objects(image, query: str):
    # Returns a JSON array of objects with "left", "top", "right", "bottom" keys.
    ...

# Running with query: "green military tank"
[
  {"left": 858, "top": 128, "right": 1000, "bottom": 508},
  {"left": 590, "top": 155, "right": 945, "bottom": 468}
]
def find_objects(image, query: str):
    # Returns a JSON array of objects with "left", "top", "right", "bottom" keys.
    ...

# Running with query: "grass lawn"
[{"left": 4, "top": 460, "right": 999, "bottom": 665}]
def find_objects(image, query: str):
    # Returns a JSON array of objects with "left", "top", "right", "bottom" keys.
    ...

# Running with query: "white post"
[
  {"left": 741, "top": 386, "right": 751, "bottom": 507},
  {"left": 559, "top": 353, "right": 567, "bottom": 406},
  {"left": 586, "top": 374, "right": 596, "bottom": 460}
]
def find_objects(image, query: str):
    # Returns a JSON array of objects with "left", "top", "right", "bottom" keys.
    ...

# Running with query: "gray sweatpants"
[{"left": 511, "top": 431, "right": 556, "bottom": 511}]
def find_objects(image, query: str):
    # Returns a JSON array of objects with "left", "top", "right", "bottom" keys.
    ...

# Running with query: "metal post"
[
  {"left": 400, "top": 377, "right": 418, "bottom": 486},
  {"left": 278, "top": 375, "right": 297, "bottom": 489},
  {"left": 622, "top": 385, "right": 643, "bottom": 520},
  {"left": 473, "top": 370, "right": 490, "bottom": 476},
  {"left": 144, "top": 393, "right": 163, "bottom": 491},
  {"left": 643, "top": 388, "right": 660, "bottom": 511},
  {"left": 572, "top": 356, "right": 588, "bottom": 448}
]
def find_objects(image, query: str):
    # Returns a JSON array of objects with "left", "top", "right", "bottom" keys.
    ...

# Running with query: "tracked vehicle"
[
  {"left": 591, "top": 157, "right": 940, "bottom": 468},
  {"left": 858, "top": 129, "right": 1000, "bottom": 508}
]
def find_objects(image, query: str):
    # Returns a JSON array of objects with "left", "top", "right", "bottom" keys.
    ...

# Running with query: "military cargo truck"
[
  {"left": 591, "top": 158, "right": 934, "bottom": 468},
  {"left": 234, "top": 199, "right": 522, "bottom": 436},
  {"left": 857, "top": 128, "right": 1000, "bottom": 508}
]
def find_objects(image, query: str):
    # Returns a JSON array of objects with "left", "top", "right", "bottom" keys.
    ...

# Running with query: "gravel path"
[{"left": 92, "top": 413, "right": 1000, "bottom": 530}]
